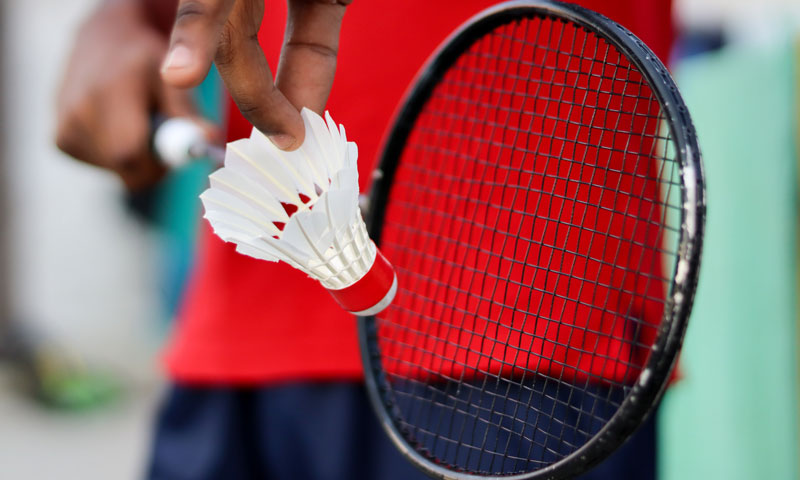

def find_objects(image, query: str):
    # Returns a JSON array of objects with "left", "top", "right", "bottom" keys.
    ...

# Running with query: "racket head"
[{"left": 359, "top": 1, "right": 705, "bottom": 479}]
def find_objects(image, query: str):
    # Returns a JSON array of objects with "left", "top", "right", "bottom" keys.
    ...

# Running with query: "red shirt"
[{"left": 165, "top": 0, "right": 673, "bottom": 384}]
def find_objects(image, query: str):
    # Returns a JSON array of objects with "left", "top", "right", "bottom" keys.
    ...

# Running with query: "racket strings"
[
  {"left": 481, "top": 19, "right": 621, "bottom": 466},
  {"left": 448, "top": 17, "right": 579, "bottom": 468},
  {"left": 373, "top": 14, "right": 682, "bottom": 475},
  {"left": 398, "top": 17, "right": 600, "bottom": 464},
  {"left": 393, "top": 26, "right": 513, "bottom": 465}
]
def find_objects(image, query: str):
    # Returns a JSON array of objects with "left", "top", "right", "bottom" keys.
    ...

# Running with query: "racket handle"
[{"left": 152, "top": 116, "right": 224, "bottom": 168}]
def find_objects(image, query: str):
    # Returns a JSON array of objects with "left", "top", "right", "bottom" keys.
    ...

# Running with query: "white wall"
[
  {"left": 676, "top": 0, "right": 800, "bottom": 45},
  {"left": 0, "top": 5, "right": 165, "bottom": 479},
  {"left": 1, "top": 0, "right": 161, "bottom": 380}
]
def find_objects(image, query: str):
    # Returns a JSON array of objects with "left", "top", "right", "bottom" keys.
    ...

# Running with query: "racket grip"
[
  {"left": 152, "top": 116, "right": 224, "bottom": 168},
  {"left": 326, "top": 247, "right": 397, "bottom": 316}
]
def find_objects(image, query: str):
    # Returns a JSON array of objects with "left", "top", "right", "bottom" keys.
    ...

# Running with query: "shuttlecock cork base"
[
  {"left": 200, "top": 108, "right": 396, "bottom": 316},
  {"left": 327, "top": 247, "right": 397, "bottom": 316}
]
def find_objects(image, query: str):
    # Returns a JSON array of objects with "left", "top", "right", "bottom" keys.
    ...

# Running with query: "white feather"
[
  {"left": 209, "top": 169, "right": 289, "bottom": 224},
  {"left": 200, "top": 109, "right": 372, "bottom": 289},
  {"left": 224, "top": 141, "right": 303, "bottom": 205},
  {"left": 200, "top": 189, "right": 281, "bottom": 237},
  {"left": 203, "top": 210, "right": 265, "bottom": 240},
  {"left": 325, "top": 112, "right": 344, "bottom": 171},
  {"left": 235, "top": 241, "right": 280, "bottom": 263},
  {"left": 248, "top": 129, "right": 318, "bottom": 201},
  {"left": 328, "top": 168, "right": 359, "bottom": 220},
  {"left": 304, "top": 108, "right": 338, "bottom": 174},
  {"left": 346, "top": 142, "right": 358, "bottom": 170}
]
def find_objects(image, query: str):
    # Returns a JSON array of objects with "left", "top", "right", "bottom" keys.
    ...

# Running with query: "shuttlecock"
[{"left": 200, "top": 108, "right": 397, "bottom": 316}]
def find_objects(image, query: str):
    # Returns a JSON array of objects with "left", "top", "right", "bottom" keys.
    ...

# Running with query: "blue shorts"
[{"left": 147, "top": 382, "right": 655, "bottom": 480}]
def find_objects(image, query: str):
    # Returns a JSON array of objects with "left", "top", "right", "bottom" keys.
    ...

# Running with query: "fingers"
[
  {"left": 97, "top": 78, "right": 168, "bottom": 191},
  {"left": 213, "top": 0, "right": 304, "bottom": 149},
  {"left": 277, "top": 0, "right": 349, "bottom": 114},
  {"left": 161, "top": 0, "right": 236, "bottom": 88},
  {"left": 161, "top": 0, "right": 350, "bottom": 151},
  {"left": 56, "top": 84, "right": 166, "bottom": 192}
]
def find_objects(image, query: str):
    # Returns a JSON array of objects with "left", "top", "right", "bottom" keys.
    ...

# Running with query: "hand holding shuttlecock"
[{"left": 200, "top": 109, "right": 397, "bottom": 316}]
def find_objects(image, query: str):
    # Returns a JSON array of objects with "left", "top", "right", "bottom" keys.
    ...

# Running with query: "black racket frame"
[{"left": 358, "top": 1, "right": 705, "bottom": 478}]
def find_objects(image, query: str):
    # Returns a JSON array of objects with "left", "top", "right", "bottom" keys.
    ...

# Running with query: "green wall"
[{"left": 659, "top": 40, "right": 798, "bottom": 479}]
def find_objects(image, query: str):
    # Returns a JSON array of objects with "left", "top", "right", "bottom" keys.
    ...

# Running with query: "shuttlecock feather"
[{"left": 200, "top": 108, "right": 397, "bottom": 315}]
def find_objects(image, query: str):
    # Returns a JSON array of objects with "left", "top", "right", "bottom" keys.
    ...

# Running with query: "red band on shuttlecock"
[{"left": 327, "top": 247, "right": 397, "bottom": 316}]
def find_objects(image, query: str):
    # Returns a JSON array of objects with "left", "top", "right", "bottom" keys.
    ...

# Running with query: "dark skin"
[{"left": 56, "top": 0, "right": 351, "bottom": 191}]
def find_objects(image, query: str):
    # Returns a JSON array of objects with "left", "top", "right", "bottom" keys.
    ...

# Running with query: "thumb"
[{"left": 161, "top": 0, "right": 236, "bottom": 89}]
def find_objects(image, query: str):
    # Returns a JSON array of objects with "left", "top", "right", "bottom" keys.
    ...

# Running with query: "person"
[{"left": 56, "top": 0, "right": 672, "bottom": 478}]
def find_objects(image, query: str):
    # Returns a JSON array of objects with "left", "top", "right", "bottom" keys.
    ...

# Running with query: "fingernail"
[
  {"left": 162, "top": 45, "right": 193, "bottom": 72},
  {"left": 268, "top": 134, "right": 297, "bottom": 150}
]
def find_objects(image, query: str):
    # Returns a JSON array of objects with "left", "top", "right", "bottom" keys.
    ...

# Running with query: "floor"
[{"left": 0, "top": 367, "right": 161, "bottom": 480}]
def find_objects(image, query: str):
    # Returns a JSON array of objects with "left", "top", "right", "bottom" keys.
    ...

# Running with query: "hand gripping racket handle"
[{"left": 152, "top": 116, "right": 224, "bottom": 168}]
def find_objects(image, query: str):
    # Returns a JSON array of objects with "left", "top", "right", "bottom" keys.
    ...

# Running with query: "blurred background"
[{"left": 0, "top": 0, "right": 798, "bottom": 478}]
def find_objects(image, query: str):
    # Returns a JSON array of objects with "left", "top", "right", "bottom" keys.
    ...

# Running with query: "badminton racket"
[{"left": 358, "top": 1, "right": 705, "bottom": 479}]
